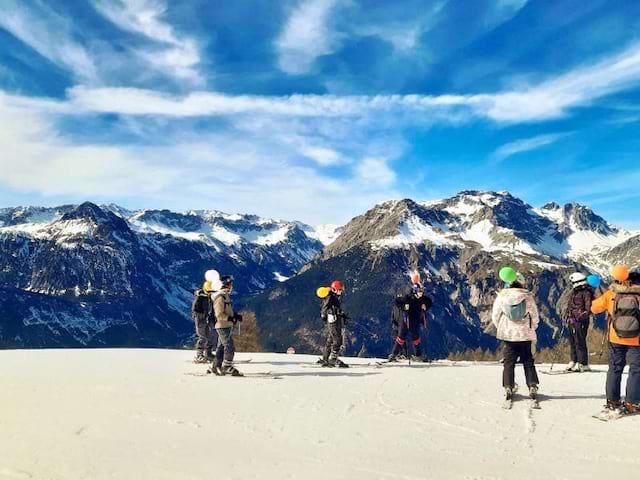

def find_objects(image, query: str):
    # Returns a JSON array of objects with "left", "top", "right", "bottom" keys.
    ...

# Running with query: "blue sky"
[{"left": 1, "top": 0, "right": 640, "bottom": 227}]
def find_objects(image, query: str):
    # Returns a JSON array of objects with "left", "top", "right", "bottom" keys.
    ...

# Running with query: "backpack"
[
  {"left": 567, "top": 287, "right": 592, "bottom": 322},
  {"left": 612, "top": 292, "right": 640, "bottom": 338},
  {"left": 191, "top": 289, "right": 211, "bottom": 320},
  {"left": 501, "top": 299, "right": 529, "bottom": 323}
]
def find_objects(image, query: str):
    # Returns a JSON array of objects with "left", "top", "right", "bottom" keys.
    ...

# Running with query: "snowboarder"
[
  {"left": 212, "top": 275, "right": 243, "bottom": 376},
  {"left": 491, "top": 274, "right": 540, "bottom": 404},
  {"left": 591, "top": 267, "right": 640, "bottom": 419},
  {"left": 562, "top": 273, "right": 595, "bottom": 372},
  {"left": 191, "top": 282, "right": 216, "bottom": 363},
  {"left": 388, "top": 283, "right": 433, "bottom": 362},
  {"left": 320, "top": 280, "right": 349, "bottom": 367}
]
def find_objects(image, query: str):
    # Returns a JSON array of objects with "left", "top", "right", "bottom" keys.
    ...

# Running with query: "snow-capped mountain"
[
  {"left": 1, "top": 191, "right": 637, "bottom": 353},
  {"left": 249, "top": 191, "right": 638, "bottom": 358},
  {"left": 0, "top": 202, "right": 324, "bottom": 347}
]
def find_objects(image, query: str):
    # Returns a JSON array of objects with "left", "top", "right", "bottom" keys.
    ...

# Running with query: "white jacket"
[{"left": 491, "top": 288, "right": 539, "bottom": 342}]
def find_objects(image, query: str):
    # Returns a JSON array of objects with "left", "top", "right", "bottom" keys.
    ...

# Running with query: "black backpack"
[
  {"left": 612, "top": 292, "right": 640, "bottom": 338},
  {"left": 191, "top": 289, "right": 211, "bottom": 320}
]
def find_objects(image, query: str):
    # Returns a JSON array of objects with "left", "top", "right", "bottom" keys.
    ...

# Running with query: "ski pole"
[
  {"left": 596, "top": 313, "right": 609, "bottom": 358},
  {"left": 550, "top": 323, "right": 566, "bottom": 371},
  {"left": 406, "top": 312, "right": 411, "bottom": 366}
]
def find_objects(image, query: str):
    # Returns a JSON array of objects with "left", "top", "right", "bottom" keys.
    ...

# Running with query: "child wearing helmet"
[
  {"left": 491, "top": 273, "right": 540, "bottom": 405},
  {"left": 562, "top": 272, "right": 595, "bottom": 372},
  {"left": 319, "top": 280, "right": 349, "bottom": 367},
  {"left": 388, "top": 283, "right": 433, "bottom": 362}
]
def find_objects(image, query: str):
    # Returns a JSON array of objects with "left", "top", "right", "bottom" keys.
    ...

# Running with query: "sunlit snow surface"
[{"left": 0, "top": 350, "right": 636, "bottom": 480}]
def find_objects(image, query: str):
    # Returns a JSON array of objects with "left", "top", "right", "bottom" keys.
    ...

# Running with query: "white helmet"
[
  {"left": 569, "top": 272, "right": 587, "bottom": 285},
  {"left": 205, "top": 269, "right": 220, "bottom": 283}
]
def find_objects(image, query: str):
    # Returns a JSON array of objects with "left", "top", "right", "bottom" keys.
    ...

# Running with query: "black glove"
[{"left": 233, "top": 313, "right": 243, "bottom": 323}]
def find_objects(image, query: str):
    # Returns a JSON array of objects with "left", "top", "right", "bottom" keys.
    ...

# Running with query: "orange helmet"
[
  {"left": 612, "top": 265, "right": 629, "bottom": 283},
  {"left": 331, "top": 280, "right": 344, "bottom": 291}
]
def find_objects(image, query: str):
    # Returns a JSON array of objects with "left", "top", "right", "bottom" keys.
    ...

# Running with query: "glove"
[{"left": 404, "top": 304, "right": 410, "bottom": 311}]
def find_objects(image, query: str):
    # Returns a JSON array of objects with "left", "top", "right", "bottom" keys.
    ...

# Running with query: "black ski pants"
[
  {"left": 568, "top": 320, "right": 589, "bottom": 365},
  {"left": 606, "top": 343, "right": 640, "bottom": 404},
  {"left": 391, "top": 314, "right": 422, "bottom": 357},
  {"left": 323, "top": 318, "right": 344, "bottom": 361},
  {"left": 194, "top": 315, "right": 216, "bottom": 354},
  {"left": 503, "top": 341, "right": 539, "bottom": 389}
]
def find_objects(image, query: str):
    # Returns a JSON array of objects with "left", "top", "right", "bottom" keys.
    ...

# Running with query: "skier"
[
  {"left": 562, "top": 272, "right": 594, "bottom": 372},
  {"left": 320, "top": 280, "right": 349, "bottom": 367},
  {"left": 390, "top": 301, "right": 409, "bottom": 359},
  {"left": 491, "top": 274, "right": 540, "bottom": 405},
  {"left": 388, "top": 283, "right": 433, "bottom": 362},
  {"left": 591, "top": 268, "right": 640, "bottom": 418},
  {"left": 212, "top": 275, "right": 243, "bottom": 376},
  {"left": 191, "top": 282, "right": 216, "bottom": 363}
]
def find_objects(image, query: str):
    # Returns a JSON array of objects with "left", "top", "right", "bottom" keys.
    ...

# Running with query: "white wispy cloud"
[
  {"left": 0, "top": 0, "right": 98, "bottom": 82},
  {"left": 0, "top": 96, "right": 175, "bottom": 197},
  {"left": 275, "top": 0, "right": 341, "bottom": 75},
  {"left": 492, "top": 133, "right": 570, "bottom": 162},
  {"left": 11, "top": 40, "right": 640, "bottom": 124},
  {"left": 92, "top": 0, "right": 203, "bottom": 85},
  {"left": 355, "top": 158, "right": 397, "bottom": 187}
]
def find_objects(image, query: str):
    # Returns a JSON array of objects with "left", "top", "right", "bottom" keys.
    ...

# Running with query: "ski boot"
[
  {"left": 529, "top": 385, "right": 540, "bottom": 408},
  {"left": 503, "top": 386, "right": 515, "bottom": 409},
  {"left": 194, "top": 351, "right": 209, "bottom": 364},
  {"left": 623, "top": 402, "right": 640, "bottom": 414},
  {"left": 205, "top": 347, "right": 216, "bottom": 362},
  {"left": 220, "top": 365, "right": 244, "bottom": 377},
  {"left": 334, "top": 359, "right": 349, "bottom": 368},
  {"left": 579, "top": 363, "right": 591, "bottom": 372},
  {"left": 595, "top": 400, "right": 625, "bottom": 420},
  {"left": 387, "top": 354, "right": 399, "bottom": 362},
  {"left": 565, "top": 361, "right": 576, "bottom": 371},
  {"left": 569, "top": 362, "right": 584, "bottom": 372},
  {"left": 318, "top": 358, "right": 331, "bottom": 367}
]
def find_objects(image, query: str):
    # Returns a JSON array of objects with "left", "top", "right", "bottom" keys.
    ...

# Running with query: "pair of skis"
[
  {"left": 502, "top": 385, "right": 540, "bottom": 410},
  {"left": 592, "top": 408, "right": 640, "bottom": 422}
]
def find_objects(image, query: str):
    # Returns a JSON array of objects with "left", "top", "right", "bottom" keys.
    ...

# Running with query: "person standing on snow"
[
  {"left": 491, "top": 275, "right": 540, "bottom": 402},
  {"left": 563, "top": 273, "right": 594, "bottom": 372},
  {"left": 191, "top": 282, "right": 217, "bottom": 363},
  {"left": 591, "top": 268, "right": 640, "bottom": 418},
  {"left": 212, "top": 275, "right": 243, "bottom": 376},
  {"left": 320, "top": 280, "right": 349, "bottom": 368},
  {"left": 388, "top": 283, "right": 433, "bottom": 362}
]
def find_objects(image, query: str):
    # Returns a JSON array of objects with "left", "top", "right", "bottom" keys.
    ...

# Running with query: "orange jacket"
[{"left": 591, "top": 284, "right": 640, "bottom": 346}]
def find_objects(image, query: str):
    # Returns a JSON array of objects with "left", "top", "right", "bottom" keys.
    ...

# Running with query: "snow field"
[{"left": 0, "top": 350, "right": 638, "bottom": 480}]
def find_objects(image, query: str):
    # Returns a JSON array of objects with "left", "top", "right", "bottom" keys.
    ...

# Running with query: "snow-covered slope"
[{"left": 1, "top": 349, "right": 636, "bottom": 480}]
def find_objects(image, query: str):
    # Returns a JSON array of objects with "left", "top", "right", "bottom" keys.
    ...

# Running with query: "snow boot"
[
  {"left": 221, "top": 365, "right": 243, "bottom": 377},
  {"left": 579, "top": 364, "right": 591, "bottom": 372},
  {"left": 528, "top": 385, "right": 538, "bottom": 400},
  {"left": 565, "top": 361, "right": 576, "bottom": 371},
  {"left": 623, "top": 402, "right": 640, "bottom": 414},
  {"left": 387, "top": 354, "right": 399, "bottom": 362},
  {"left": 205, "top": 347, "right": 215, "bottom": 361}
]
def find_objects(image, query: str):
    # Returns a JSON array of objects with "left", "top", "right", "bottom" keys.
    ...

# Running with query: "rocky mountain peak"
[{"left": 57, "top": 202, "right": 134, "bottom": 244}]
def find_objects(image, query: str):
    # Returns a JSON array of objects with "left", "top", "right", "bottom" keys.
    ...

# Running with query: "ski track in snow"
[{"left": 1, "top": 350, "right": 640, "bottom": 479}]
